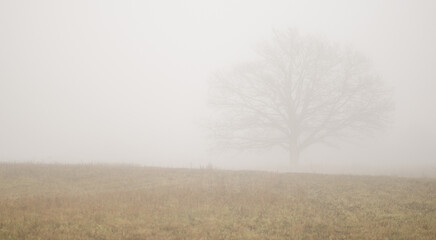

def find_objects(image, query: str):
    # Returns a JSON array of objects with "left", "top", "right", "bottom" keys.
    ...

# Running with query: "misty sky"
[{"left": 1, "top": 0, "right": 435, "bottom": 173}]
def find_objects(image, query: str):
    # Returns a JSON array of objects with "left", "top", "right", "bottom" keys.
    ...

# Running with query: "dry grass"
[{"left": 0, "top": 163, "right": 435, "bottom": 239}]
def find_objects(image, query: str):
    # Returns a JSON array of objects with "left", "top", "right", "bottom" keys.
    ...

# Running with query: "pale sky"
[{"left": 1, "top": 0, "right": 435, "bottom": 174}]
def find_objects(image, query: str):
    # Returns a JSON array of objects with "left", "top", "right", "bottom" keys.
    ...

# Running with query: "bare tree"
[{"left": 209, "top": 30, "right": 393, "bottom": 165}]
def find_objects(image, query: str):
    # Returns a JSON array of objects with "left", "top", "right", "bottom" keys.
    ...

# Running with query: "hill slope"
[{"left": 0, "top": 163, "right": 435, "bottom": 239}]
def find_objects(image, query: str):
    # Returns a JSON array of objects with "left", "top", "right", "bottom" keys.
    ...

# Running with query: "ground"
[{"left": 0, "top": 163, "right": 435, "bottom": 239}]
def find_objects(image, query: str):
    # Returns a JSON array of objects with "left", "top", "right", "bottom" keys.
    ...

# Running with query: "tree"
[{"left": 208, "top": 29, "right": 393, "bottom": 165}]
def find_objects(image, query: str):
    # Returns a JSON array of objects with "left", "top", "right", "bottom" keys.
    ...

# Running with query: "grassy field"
[{"left": 0, "top": 163, "right": 435, "bottom": 239}]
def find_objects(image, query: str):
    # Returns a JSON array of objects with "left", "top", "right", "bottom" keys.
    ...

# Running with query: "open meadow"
[{"left": 0, "top": 163, "right": 435, "bottom": 240}]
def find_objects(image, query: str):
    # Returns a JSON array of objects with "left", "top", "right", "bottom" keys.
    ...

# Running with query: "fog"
[{"left": 1, "top": 0, "right": 435, "bottom": 176}]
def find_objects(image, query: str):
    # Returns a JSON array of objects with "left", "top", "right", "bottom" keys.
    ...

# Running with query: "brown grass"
[{"left": 0, "top": 163, "right": 435, "bottom": 239}]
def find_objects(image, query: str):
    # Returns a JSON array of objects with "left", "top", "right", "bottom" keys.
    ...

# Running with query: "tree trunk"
[
  {"left": 288, "top": 136, "right": 300, "bottom": 166},
  {"left": 289, "top": 148, "right": 300, "bottom": 166}
]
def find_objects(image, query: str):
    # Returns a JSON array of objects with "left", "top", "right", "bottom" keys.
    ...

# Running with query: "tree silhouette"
[{"left": 209, "top": 30, "right": 393, "bottom": 165}]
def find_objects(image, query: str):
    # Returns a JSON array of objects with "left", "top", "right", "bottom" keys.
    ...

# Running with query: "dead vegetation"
[{"left": 0, "top": 163, "right": 435, "bottom": 239}]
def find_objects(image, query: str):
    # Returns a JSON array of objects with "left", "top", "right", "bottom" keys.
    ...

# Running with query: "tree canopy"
[{"left": 209, "top": 30, "right": 393, "bottom": 164}]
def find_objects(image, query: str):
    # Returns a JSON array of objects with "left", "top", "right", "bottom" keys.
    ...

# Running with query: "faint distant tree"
[{"left": 209, "top": 29, "right": 393, "bottom": 165}]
